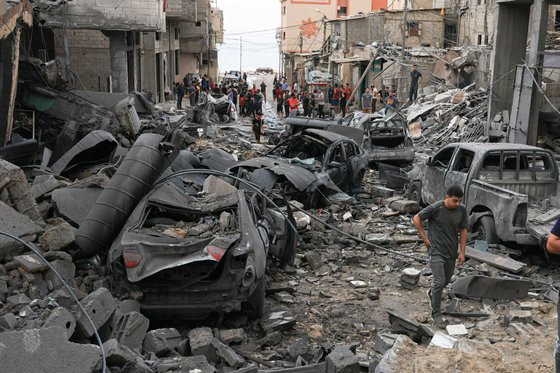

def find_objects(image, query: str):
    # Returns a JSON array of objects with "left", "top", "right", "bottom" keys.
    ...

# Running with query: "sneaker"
[{"left": 432, "top": 314, "right": 447, "bottom": 328}]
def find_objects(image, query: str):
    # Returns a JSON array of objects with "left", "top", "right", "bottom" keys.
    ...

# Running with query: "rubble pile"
[
  {"left": 406, "top": 85, "right": 488, "bottom": 147},
  {"left": 0, "top": 71, "right": 560, "bottom": 373}
]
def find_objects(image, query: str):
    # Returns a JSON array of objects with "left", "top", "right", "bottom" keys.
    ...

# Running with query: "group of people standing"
[{"left": 174, "top": 74, "right": 213, "bottom": 110}]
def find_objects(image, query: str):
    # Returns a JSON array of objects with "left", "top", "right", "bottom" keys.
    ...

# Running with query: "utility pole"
[
  {"left": 207, "top": 30, "right": 212, "bottom": 78},
  {"left": 240, "top": 35, "right": 242, "bottom": 73},
  {"left": 399, "top": 0, "right": 408, "bottom": 96},
  {"left": 323, "top": 16, "right": 327, "bottom": 48},
  {"left": 299, "top": 32, "right": 303, "bottom": 53}
]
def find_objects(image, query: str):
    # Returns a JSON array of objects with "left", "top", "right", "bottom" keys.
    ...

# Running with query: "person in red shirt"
[
  {"left": 275, "top": 87, "right": 284, "bottom": 115},
  {"left": 333, "top": 84, "right": 341, "bottom": 113},
  {"left": 288, "top": 93, "right": 300, "bottom": 113},
  {"left": 344, "top": 83, "right": 352, "bottom": 109}
]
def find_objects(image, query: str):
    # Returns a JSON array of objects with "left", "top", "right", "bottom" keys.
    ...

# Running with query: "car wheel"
[
  {"left": 243, "top": 276, "right": 265, "bottom": 319},
  {"left": 473, "top": 216, "right": 498, "bottom": 245},
  {"left": 407, "top": 181, "right": 423, "bottom": 205}
]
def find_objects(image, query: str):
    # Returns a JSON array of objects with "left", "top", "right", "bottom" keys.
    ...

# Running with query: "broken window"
[
  {"left": 329, "top": 144, "right": 344, "bottom": 163},
  {"left": 344, "top": 142, "right": 356, "bottom": 159},
  {"left": 174, "top": 28, "right": 180, "bottom": 40},
  {"left": 156, "top": 32, "right": 161, "bottom": 41},
  {"left": 430, "top": 147, "right": 455, "bottom": 168},
  {"left": 407, "top": 22, "right": 420, "bottom": 37},
  {"left": 556, "top": 10, "right": 560, "bottom": 31},
  {"left": 337, "top": 0, "right": 348, "bottom": 17},
  {"left": 452, "top": 150, "right": 475, "bottom": 173}
]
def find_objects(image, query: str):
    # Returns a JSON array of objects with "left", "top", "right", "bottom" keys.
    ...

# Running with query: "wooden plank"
[{"left": 465, "top": 247, "right": 526, "bottom": 274}]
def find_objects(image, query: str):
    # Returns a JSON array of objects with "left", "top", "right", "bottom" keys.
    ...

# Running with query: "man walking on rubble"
[
  {"left": 412, "top": 185, "right": 467, "bottom": 328},
  {"left": 545, "top": 219, "right": 560, "bottom": 372},
  {"left": 409, "top": 64, "right": 423, "bottom": 102}
]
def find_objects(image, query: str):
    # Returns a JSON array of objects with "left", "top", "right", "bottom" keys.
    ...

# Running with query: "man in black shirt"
[
  {"left": 409, "top": 64, "right": 423, "bottom": 102},
  {"left": 412, "top": 185, "right": 467, "bottom": 328}
]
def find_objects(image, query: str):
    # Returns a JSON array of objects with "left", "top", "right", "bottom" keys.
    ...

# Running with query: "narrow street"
[{"left": 0, "top": 1, "right": 559, "bottom": 372}]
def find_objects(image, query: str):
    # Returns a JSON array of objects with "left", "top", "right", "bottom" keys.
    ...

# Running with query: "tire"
[
  {"left": 243, "top": 276, "right": 265, "bottom": 319},
  {"left": 407, "top": 181, "right": 423, "bottom": 205},
  {"left": 473, "top": 216, "right": 499, "bottom": 245}
]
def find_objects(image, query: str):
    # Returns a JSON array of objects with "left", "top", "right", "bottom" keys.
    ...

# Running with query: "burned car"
[
  {"left": 108, "top": 176, "right": 296, "bottom": 319},
  {"left": 357, "top": 111, "right": 415, "bottom": 164},
  {"left": 229, "top": 129, "right": 368, "bottom": 208},
  {"left": 407, "top": 142, "right": 559, "bottom": 248}
]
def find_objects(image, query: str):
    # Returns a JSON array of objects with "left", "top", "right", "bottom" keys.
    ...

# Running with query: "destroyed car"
[
  {"left": 108, "top": 177, "right": 297, "bottom": 319},
  {"left": 407, "top": 143, "right": 559, "bottom": 247},
  {"left": 358, "top": 111, "right": 415, "bottom": 164},
  {"left": 229, "top": 129, "right": 368, "bottom": 208}
]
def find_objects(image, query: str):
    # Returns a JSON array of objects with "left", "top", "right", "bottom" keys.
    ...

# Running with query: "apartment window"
[
  {"left": 175, "top": 51, "right": 180, "bottom": 75},
  {"left": 196, "top": 21, "right": 202, "bottom": 27},
  {"left": 485, "top": 34, "right": 489, "bottom": 44},
  {"left": 337, "top": 0, "right": 348, "bottom": 17},
  {"left": 283, "top": 6, "right": 286, "bottom": 15},
  {"left": 477, "top": 0, "right": 485, "bottom": 4},
  {"left": 174, "top": 28, "right": 180, "bottom": 40},
  {"left": 283, "top": 31, "right": 286, "bottom": 40},
  {"left": 407, "top": 22, "right": 420, "bottom": 37},
  {"left": 135, "top": 32, "right": 141, "bottom": 45},
  {"left": 156, "top": 32, "right": 161, "bottom": 41},
  {"left": 477, "top": 34, "right": 482, "bottom": 45},
  {"left": 556, "top": 10, "right": 560, "bottom": 31}
]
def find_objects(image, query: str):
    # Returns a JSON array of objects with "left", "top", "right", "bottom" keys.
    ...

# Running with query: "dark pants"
[
  {"left": 177, "top": 95, "right": 184, "bottom": 109},
  {"left": 253, "top": 124, "right": 261, "bottom": 142},
  {"left": 318, "top": 104, "right": 324, "bottom": 118},
  {"left": 409, "top": 86, "right": 419, "bottom": 101},
  {"left": 284, "top": 103, "right": 290, "bottom": 117},
  {"left": 430, "top": 256, "right": 456, "bottom": 315}
]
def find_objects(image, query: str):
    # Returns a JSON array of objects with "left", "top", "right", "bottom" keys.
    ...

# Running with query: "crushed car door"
[
  {"left": 264, "top": 196, "right": 298, "bottom": 265},
  {"left": 423, "top": 145, "right": 457, "bottom": 204},
  {"left": 344, "top": 141, "right": 363, "bottom": 186},
  {"left": 325, "top": 143, "right": 348, "bottom": 189}
]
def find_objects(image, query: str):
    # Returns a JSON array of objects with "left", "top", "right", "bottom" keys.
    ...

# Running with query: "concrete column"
[
  {"left": 109, "top": 31, "right": 129, "bottom": 93},
  {"left": 487, "top": 2, "right": 530, "bottom": 125},
  {"left": 526, "top": 0, "right": 549, "bottom": 145}
]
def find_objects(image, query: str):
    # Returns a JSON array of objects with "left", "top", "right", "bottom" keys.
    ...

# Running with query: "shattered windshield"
[{"left": 267, "top": 134, "right": 328, "bottom": 168}]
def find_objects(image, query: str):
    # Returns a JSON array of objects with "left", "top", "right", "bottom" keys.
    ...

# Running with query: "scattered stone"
[
  {"left": 256, "top": 331, "right": 283, "bottom": 347},
  {"left": 519, "top": 301, "right": 539, "bottom": 310},
  {"left": 429, "top": 331, "right": 457, "bottom": 349},
  {"left": 189, "top": 327, "right": 217, "bottom": 362},
  {"left": 0, "top": 202, "right": 42, "bottom": 259},
  {"left": 262, "top": 311, "right": 296, "bottom": 332},
  {"left": 14, "top": 254, "right": 48, "bottom": 273},
  {"left": 273, "top": 291, "right": 296, "bottom": 303},
  {"left": 44, "top": 259, "right": 77, "bottom": 289},
  {"left": 157, "top": 355, "right": 216, "bottom": 373},
  {"left": 326, "top": 346, "right": 359, "bottom": 373},
  {"left": 365, "top": 233, "right": 390, "bottom": 245},
  {"left": 288, "top": 339, "right": 315, "bottom": 361},
  {"left": 103, "top": 338, "right": 151, "bottom": 372},
  {"left": 7, "top": 293, "right": 31, "bottom": 306},
  {"left": 374, "top": 333, "right": 399, "bottom": 354},
  {"left": 446, "top": 324, "right": 468, "bottom": 336},
  {"left": 0, "top": 327, "right": 100, "bottom": 372},
  {"left": 509, "top": 310, "right": 533, "bottom": 324},
  {"left": 43, "top": 306, "right": 76, "bottom": 338},
  {"left": 144, "top": 328, "right": 182, "bottom": 357},
  {"left": 212, "top": 338, "right": 244, "bottom": 368},
  {"left": 308, "top": 324, "right": 323, "bottom": 339},
  {"left": 75, "top": 287, "right": 118, "bottom": 338},
  {"left": 39, "top": 222, "right": 75, "bottom": 251},
  {"left": 370, "top": 185, "right": 394, "bottom": 198},
  {"left": 342, "top": 212, "right": 353, "bottom": 221},
  {"left": 31, "top": 175, "right": 68, "bottom": 200},
  {"left": 218, "top": 328, "right": 246, "bottom": 345},
  {"left": 111, "top": 311, "right": 150, "bottom": 351},
  {"left": 0, "top": 312, "right": 18, "bottom": 330},
  {"left": 304, "top": 251, "right": 323, "bottom": 270},
  {"left": 400, "top": 268, "right": 421, "bottom": 290},
  {"left": 350, "top": 280, "right": 367, "bottom": 288},
  {"left": 293, "top": 211, "right": 311, "bottom": 230}
]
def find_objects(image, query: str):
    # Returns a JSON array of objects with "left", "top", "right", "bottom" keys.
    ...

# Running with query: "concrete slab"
[
  {"left": 0, "top": 327, "right": 101, "bottom": 372},
  {"left": 51, "top": 187, "right": 103, "bottom": 227},
  {"left": 465, "top": 247, "right": 526, "bottom": 273},
  {"left": 0, "top": 201, "right": 42, "bottom": 259},
  {"left": 75, "top": 287, "right": 118, "bottom": 338}
]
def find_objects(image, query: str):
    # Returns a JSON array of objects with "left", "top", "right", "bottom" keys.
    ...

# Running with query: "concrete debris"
[
  {"left": 42, "top": 306, "right": 76, "bottom": 338},
  {"left": 111, "top": 311, "right": 150, "bottom": 351},
  {"left": 0, "top": 327, "right": 101, "bottom": 372},
  {"left": 326, "top": 346, "right": 359, "bottom": 373},
  {"left": 400, "top": 268, "right": 421, "bottom": 290},
  {"left": 189, "top": 327, "right": 217, "bottom": 362},
  {"left": 218, "top": 328, "right": 247, "bottom": 345},
  {"left": 452, "top": 275, "right": 530, "bottom": 300},
  {"left": 75, "top": 287, "right": 118, "bottom": 338},
  {"left": 429, "top": 331, "right": 457, "bottom": 349},
  {"left": 144, "top": 328, "right": 182, "bottom": 357},
  {"left": 212, "top": 337, "right": 245, "bottom": 368},
  {"left": 0, "top": 202, "right": 42, "bottom": 259},
  {"left": 38, "top": 222, "right": 75, "bottom": 251},
  {"left": 158, "top": 355, "right": 216, "bottom": 373},
  {"left": 445, "top": 324, "right": 468, "bottom": 337}
]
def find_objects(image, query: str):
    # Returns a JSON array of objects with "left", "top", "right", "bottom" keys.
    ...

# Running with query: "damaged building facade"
[{"left": 32, "top": 0, "right": 223, "bottom": 102}]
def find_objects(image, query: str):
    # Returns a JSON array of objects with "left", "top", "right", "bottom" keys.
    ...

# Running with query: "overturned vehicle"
[
  {"left": 108, "top": 176, "right": 297, "bottom": 319},
  {"left": 229, "top": 129, "right": 368, "bottom": 208}
]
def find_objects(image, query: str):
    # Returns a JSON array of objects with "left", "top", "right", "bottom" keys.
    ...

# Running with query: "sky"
[{"left": 216, "top": 0, "right": 281, "bottom": 74}]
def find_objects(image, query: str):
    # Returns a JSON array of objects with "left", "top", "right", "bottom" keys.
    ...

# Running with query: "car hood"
[{"left": 230, "top": 157, "right": 319, "bottom": 191}]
